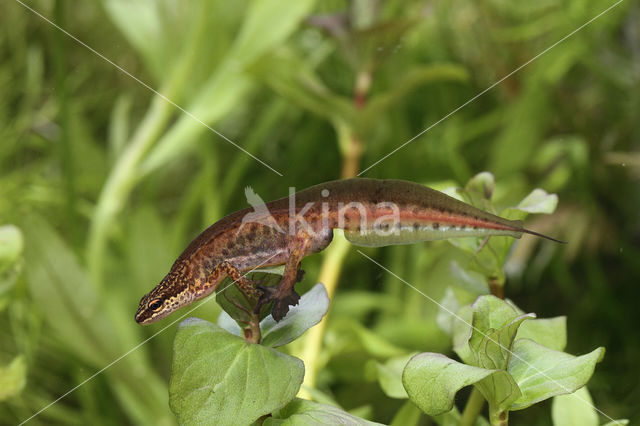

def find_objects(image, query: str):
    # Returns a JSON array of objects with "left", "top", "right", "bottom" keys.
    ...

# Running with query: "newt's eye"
[{"left": 148, "top": 299, "right": 163, "bottom": 311}]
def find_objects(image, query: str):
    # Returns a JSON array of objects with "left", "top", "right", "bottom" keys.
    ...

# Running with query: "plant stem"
[
  {"left": 244, "top": 313, "right": 262, "bottom": 344},
  {"left": 489, "top": 406, "right": 509, "bottom": 426},
  {"left": 489, "top": 276, "right": 505, "bottom": 299},
  {"left": 460, "top": 387, "right": 485, "bottom": 426},
  {"left": 86, "top": 1, "right": 212, "bottom": 286},
  {"left": 296, "top": 69, "right": 369, "bottom": 396}
]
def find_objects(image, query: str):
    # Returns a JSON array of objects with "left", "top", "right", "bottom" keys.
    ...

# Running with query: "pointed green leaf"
[
  {"left": 402, "top": 353, "right": 496, "bottom": 416},
  {"left": 260, "top": 283, "right": 329, "bottom": 347},
  {"left": 0, "top": 355, "right": 26, "bottom": 400},
  {"left": 170, "top": 318, "right": 304, "bottom": 425},
  {"left": 508, "top": 339, "right": 604, "bottom": 410},
  {"left": 516, "top": 317, "right": 567, "bottom": 351},
  {"left": 265, "top": 398, "right": 382, "bottom": 425},
  {"left": 551, "top": 386, "right": 598, "bottom": 426},
  {"left": 513, "top": 189, "right": 559, "bottom": 214}
]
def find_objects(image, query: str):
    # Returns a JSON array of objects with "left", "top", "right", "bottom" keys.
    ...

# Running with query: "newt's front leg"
[
  {"left": 202, "top": 260, "right": 260, "bottom": 297},
  {"left": 255, "top": 233, "right": 312, "bottom": 321}
]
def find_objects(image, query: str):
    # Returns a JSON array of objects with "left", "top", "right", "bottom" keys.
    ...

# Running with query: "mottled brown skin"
[{"left": 135, "top": 178, "right": 562, "bottom": 324}]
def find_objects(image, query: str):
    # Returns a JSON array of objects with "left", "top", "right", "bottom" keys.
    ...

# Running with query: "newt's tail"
[{"left": 510, "top": 220, "right": 566, "bottom": 244}]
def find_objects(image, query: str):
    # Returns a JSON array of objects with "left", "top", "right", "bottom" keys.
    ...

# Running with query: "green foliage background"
[{"left": 0, "top": 0, "right": 638, "bottom": 424}]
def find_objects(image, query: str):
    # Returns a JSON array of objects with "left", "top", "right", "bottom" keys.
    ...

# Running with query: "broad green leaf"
[
  {"left": 512, "top": 189, "right": 559, "bottom": 214},
  {"left": 602, "top": 421, "right": 630, "bottom": 426},
  {"left": 170, "top": 318, "right": 304, "bottom": 425},
  {"left": 402, "top": 353, "right": 496, "bottom": 416},
  {"left": 265, "top": 398, "right": 382, "bottom": 425},
  {"left": 508, "top": 339, "right": 604, "bottom": 410},
  {"left": 260, "top": 283, "right": 329, "bottom": 347},
  {"left": 551, "top": 386, "right": 598, "bottom": 426},
  {"left": 375, "top": 353, "right": 416, "bottom": 399},
  {"left": 0, "top": 355, "right": 26, "bottom": 400},
  {"left": 517, "top": 316, "right": 567, "bottom": 351}
]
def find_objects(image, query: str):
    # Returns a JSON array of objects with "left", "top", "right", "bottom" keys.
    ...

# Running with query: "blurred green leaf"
[
  {"left": 0, "top": 355, "right": 26, "bottom": 400},
  {"left": 512, "top": 188, "right": 559, "bottom": 214},
  {"left": 265, "top": 398, "right": 382, "bottom": 425},
  {"left": 508, "top": 339, "right": 604, "bottom": 410},
  {"left": 464, "top": 172, "right": 495, "bottom": 201},
  {"left": 170, "top": 318, "right": 304, "bottom": 425},
  {"left": 375, "top": 353, "right": 416, "bottom": 399},
  {"left": 435, "top": 287, "right": 459, "bottom": 336},
  {"left": 0, "top": 224, "right": 23, "bottom": 269},
  {"left": 551, "top": 386, "right": 598, "bottom": 426}
]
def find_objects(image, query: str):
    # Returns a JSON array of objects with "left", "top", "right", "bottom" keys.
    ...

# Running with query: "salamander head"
[{"left": 135, "top": 271, "right": 193, "bottom": 325}]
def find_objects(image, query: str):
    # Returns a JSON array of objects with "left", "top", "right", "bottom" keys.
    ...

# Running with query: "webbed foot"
[{"left": 254, "top": 285, "right": 300, "bottom": 322}]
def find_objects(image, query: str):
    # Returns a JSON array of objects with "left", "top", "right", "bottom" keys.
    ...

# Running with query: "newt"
[{"left": 135, "top": 178, "right": 563, "bottom": 325}]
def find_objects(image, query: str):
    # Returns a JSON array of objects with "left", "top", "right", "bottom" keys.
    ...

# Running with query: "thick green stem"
[
  {"left": 460, "top": 387, "right": 485, "bottom": 426},
  {"left": 86, "top": 2, "right": 212, "bottom": 285}
]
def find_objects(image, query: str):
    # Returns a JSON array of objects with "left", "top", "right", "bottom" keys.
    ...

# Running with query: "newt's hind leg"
[{"left": 254, "top": 236, "right": 311, "bottom": 321}]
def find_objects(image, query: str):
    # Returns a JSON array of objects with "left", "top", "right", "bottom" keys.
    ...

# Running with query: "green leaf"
[
  {"left": 551, "top": 386, "right": 598, "bottom": 426},
  {"left": 449, "top": 261, "right": 489, "bottom": 295},
  {"left": 512, "top": 189, "right": 559, "bottom": 214},
  {"left": 435, "top": 287, "right": 459, "bottom": 336},
  {"left": 0, "top": 224, "right": 23, "bottom": 295},
  {"left": 456, "top": 295, "right": 535, "bottom": 370},
  {"left": 465, "top": 172, "right": 495, "bottom": 201},
  {"left": 508, "top": 339, "right": 604, "bottom": 410},
  {"left": 170, "top": 318, "right": 304, "bottom": 425},
  {"left": 265, "top": 398, "right": 382, "bottom": 425},
  {"left": 0, "top": 224, "right": 23, "bottom": 269},
  {"left": 516, "top": 316, "right": 567, "bottom": 351},
  {"left": 402, "top": 353, "right": 496, "bottom": 416},
  {"left": 376, "top": 353, "right": 417, "bottom": 399},
  {"left": 470, "top": 313, "right": 534, "bottom": 370},
  {"left": 0, "top": 355, "right": 26, "bottom": 400},
  {"left": 474, "top": 370, "right": 522, "bottom": 414},
  {"left": 389, "top": 400, "right": 422, "bottom": 426},
  {"left": 217, "top": 282, "right": 329, "bottom": 346},
  {"left": 260, "top": 283, "right": 329, "bottom": 347}
]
